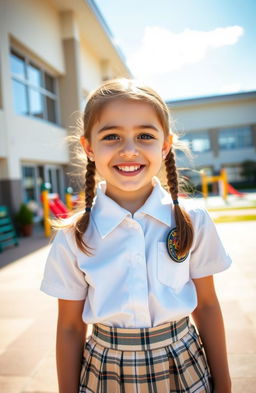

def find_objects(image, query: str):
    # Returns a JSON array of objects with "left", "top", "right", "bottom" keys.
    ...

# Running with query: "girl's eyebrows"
[{"left": 97, "top": 124, "right": 159, "bottom": 133}]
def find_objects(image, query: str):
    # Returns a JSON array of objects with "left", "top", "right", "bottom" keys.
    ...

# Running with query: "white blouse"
[{"left": 40, "top": 177, "right": 232, "bottom": 328}]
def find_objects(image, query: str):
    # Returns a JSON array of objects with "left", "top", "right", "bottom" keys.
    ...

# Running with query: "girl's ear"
[
  {"left": 80, "top": 136, "right": 95, "bottom": 161},
  {"left": 162, "top": 134, "right": 173, "bottom": 158}
]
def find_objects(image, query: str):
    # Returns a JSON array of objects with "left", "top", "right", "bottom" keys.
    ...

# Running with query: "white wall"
[
  {"left": 171, "top": 99, "right": 256, "bottom": 132},
  {"left": 80, "top": 41, "right": 102, "bottom": 94},
  {"left": 7, "top": 115, "right": 69, "bottom": 178},
  {"left": 0, "top": 110, "right": 7, "bottom": 157},
  {"left": 5, "top": 0, "right": 65, "bottom": 74}
]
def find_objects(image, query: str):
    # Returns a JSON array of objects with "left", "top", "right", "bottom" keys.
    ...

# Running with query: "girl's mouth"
[{"left": 113, "top": 164, "right": 145, "bottom": 176}]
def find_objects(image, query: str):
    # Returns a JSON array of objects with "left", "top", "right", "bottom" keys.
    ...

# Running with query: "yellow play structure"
[{"left": 200, "top": 168, "right": 228, "bottom": 201}]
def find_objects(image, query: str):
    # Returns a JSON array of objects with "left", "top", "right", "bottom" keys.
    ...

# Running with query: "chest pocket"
[{"left": 157, "top": 242, "right": 190, "bottom": 292}]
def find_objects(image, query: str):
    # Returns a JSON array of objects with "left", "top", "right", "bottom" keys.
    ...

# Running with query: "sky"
[{"left": 94, "top": 0, "right": 256, "bottom": 100}]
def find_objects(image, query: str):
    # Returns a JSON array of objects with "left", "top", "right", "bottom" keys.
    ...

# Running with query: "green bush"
[{"left": 15, "top": 203, "right": 33, "bottom": 225}]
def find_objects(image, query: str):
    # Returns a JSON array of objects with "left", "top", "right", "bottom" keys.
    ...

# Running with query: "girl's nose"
[{"left": 119, "top": 139, "right": 139, "bottom": 158}]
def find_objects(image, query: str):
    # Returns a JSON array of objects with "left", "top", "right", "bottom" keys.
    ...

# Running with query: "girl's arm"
[
  {"left": 192, "top": 275, "right": 232, "bottom": 393},
  {"left": 56, "top": 299, "right": 87, "bottom": 393}
]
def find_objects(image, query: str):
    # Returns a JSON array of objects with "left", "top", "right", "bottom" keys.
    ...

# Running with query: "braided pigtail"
[
  {"left": 165, "top": 148, "right": 194, "bottom": 257},
  {"left": 74, "top": 158, "right": 96, "bottom": 255}
]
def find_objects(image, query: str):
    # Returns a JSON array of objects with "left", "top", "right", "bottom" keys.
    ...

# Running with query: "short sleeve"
[
  {"left": 189, "top": 208, "right": 232, "bottom": 279},
  {"left": 40, "top": 229, "right": 88, "bottom": 300}
]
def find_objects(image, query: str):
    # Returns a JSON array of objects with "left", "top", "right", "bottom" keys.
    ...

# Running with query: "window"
[
  {"left": 223, "top": 165, "right": 243, "bottom": 182},
  {"left": 22, "top": 166, "right": 38, "bottom": 202},
  {"left": 21, "top": 164, "right": 64, "bottom": 205},
  {"left": 10, "top": 50, "right": 58, "bottom": 123},
  {"left": 181, "top": 131, "right": 211, "bottom": 153},
  {"left": 218, "top": 126, "right": 252, "bottom": 150}
]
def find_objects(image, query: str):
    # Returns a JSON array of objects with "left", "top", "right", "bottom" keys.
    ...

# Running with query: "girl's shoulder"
[
  {"left": 179, "top": 198, "right": 212, "bottom": 226},
  {"left": 50, "top": 211, "right": 84, "bottom": 252}
]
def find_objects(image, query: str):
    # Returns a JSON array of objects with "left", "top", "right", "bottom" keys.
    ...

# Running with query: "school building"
[
  {"left": 168, "top": 92, "right": 256, "bottom": 187},
  {"left": 0, "top": 0, "right": 131, "bottom": 216},
  {"left": 1, "top": 1, "right": 256, "bottom": 220}
]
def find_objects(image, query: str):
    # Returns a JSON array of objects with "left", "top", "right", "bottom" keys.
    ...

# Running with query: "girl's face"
[{"left": 81, "top": 100, "right": 172, "bottom": 206}]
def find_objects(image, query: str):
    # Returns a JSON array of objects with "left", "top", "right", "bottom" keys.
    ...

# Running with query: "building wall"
[
  {"left": 0, "top": 110, "right": 6, "bottom": 157},
  {"left": 170, "top": 98, "right": 256, "bottom": 132},
  {"left": 0, "top": 0, "right": 131, "bottom": 215},
  {"left": 80, "top": 41, "right": 102, "bottom": 95},
  {"left": 169, "top": 94, "right": 256, "bottom": 184},
  {"left": 4, "top": 0, "right": 65, "bottom": 74}
]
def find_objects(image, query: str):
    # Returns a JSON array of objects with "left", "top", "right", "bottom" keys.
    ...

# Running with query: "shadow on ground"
[{"left": 0, "top": 229, "right": 50, "bottom": 269}]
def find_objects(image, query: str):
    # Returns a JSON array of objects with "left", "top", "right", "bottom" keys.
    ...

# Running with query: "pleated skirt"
[{"left": 79, "top": 317, "right": 213, "bottom": 393}]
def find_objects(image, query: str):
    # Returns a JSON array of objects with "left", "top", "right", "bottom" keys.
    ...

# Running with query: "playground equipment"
[
  {"left": 41, "top": 183, "right": 70, "bottom": 237},
  {"left": 201, "top": 168, "right": 244, "bottom": 201},
  {"left": 41, "top": 184, "right": 84, "bottom": 237}
]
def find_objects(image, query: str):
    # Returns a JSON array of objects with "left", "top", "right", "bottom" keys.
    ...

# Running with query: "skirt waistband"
[{"left": 92, "top": 317, "right": 190, "bottom": 351}]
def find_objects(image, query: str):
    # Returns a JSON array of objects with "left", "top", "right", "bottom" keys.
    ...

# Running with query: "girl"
[{"left": 40, "top": 78, "right": 232, "bottom": 393}]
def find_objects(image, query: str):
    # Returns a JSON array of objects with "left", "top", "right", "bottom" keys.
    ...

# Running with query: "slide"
[
  {"left": 227, "top": 183, "right": 245, "bottom": 197},
  {"left": 49, "top": 195, "right": 69, "bottom": 218}
]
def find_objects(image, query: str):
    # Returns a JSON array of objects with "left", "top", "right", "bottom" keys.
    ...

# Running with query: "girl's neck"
[{"left": 105, "top": 182, "right": 154, "bottom": 215}]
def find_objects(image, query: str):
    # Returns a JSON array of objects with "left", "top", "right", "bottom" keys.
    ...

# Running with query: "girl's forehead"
[{"left": 96, "top": 99, "right": 161, "bottom": 124}]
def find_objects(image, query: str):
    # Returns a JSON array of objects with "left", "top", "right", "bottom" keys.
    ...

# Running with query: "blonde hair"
[{"left": 54, "top": 78, "right": 193, "bottom": 257}]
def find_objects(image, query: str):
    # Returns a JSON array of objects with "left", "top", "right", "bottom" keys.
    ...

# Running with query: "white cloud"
[
  {"left": 128, "top": 26, "right": 244, "bottom": 77},
  {"left": 217, "top": 83, "right": 242, "bottom": 93}
]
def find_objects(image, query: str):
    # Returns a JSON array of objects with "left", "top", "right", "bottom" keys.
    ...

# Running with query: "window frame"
[
  {"left": 180, "top": 130, "right": 211, "bottom": 154},
  {"left": 221, "top": 164, "right": 243, "bottom": 182},
  {"left": 10, "top": 48, "right": 59, "bottom": 124},
  {"left": 218, "top": 125, "right": 252, "bottom": 150}
]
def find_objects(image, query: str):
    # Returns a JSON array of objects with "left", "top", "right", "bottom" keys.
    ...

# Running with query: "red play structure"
[
  {"left": 48, "top": 194, "right": 69, "bottom": 218},
  {"left": 226, "top": 183, "right": 245, "bottom": 197}
]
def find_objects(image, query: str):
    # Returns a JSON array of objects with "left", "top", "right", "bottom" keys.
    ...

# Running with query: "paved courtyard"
[{"left": 0, "top": 220, "right": 255, "bottom": 393}]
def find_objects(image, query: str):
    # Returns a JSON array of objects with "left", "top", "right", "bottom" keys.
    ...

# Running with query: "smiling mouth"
[{"left": 113, "top": 164, "right": 145, "bottom": 175}]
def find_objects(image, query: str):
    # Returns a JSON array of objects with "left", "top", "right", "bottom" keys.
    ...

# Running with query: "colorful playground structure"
[
  {"left": 41, "top": 183, "right": 83, "bottom": 237},
  {"left": 200, "top": 168, "right": 244, "bottom": 201},
  {"left": 41, "top": 171, "right": 244, "bottom": 237}
]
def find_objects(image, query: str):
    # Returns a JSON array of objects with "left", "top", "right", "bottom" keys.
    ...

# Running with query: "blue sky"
[{"left": 94, "top": 0, "right": 256, "bottom": 100}]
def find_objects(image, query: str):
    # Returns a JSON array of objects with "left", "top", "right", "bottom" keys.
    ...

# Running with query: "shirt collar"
[
  {"left": 137, "top": 177, "right": 172, "bottom": 227},
  {"left": 91, "top": 177, "right": 172, "bottom": 239}
]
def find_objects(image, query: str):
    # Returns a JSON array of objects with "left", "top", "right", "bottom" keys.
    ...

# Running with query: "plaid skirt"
[{"left": 79, "top": 317, "right": 213, "bottom": 393}]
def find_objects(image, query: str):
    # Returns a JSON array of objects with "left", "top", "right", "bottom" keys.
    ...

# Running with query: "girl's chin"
[{"left": 107, "top": 179, "right": 153, "bottom": 194}]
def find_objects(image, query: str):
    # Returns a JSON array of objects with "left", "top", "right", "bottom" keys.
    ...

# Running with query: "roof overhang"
[{"left": 166, "top": 91, "right": 256, "bottom": 109}]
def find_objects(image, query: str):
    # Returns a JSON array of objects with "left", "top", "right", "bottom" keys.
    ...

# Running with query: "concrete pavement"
[{"left": 0, "top": 221, "right": 256, "bottom": 393}]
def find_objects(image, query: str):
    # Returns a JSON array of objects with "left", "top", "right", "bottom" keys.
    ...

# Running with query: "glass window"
[
  {"left": 45, "top": 73, "right": 55, "bottom": 93},
  {"left": 181, "top": 131, "right": 210, "bottom": 153},
  {"left": 12, "top": 80, "right": 28, "bottom": 115},
  {"left": 10, "top": 49, "right": 58, "bottom": 124},
  {"left": 22, "top": 166, "right": 37, "bottom": 202},
  {"left": 219, "top": 126, "right": 252, "bottom": 150},
  {"left": 29, "top": 88, "right": 44, "bottom": 118},
  {"left": 46, "top": 96, "right": 56, "bottom": 122},
  {"left": 28, "top": 63, "right": 42, "bottom": 87},
  {"left": 10, "top": 52, "right": 26, "bottom": 79},
  {"left": 224, "top": 165, "right": 243, "bottom": 182}
]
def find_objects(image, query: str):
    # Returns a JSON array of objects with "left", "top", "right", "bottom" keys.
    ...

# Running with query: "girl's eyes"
[
  {"left": 102, "top": 133, "right": 155, "bottom": 141},
  {"left": 102, "top": 134, "right": 119, "bottom": 140},
  {"left": 139, "top": 133, "right": 155, "bottom": 140}
]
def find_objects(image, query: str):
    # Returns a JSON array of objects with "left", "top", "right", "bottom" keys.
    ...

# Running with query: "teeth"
[{"left": 117, "top": 165, "right": 141, "bottom": 172}]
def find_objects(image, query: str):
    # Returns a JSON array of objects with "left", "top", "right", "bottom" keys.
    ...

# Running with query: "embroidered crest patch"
[{"left": 166, "top": 227, "right": 188, "bottom": 263}]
